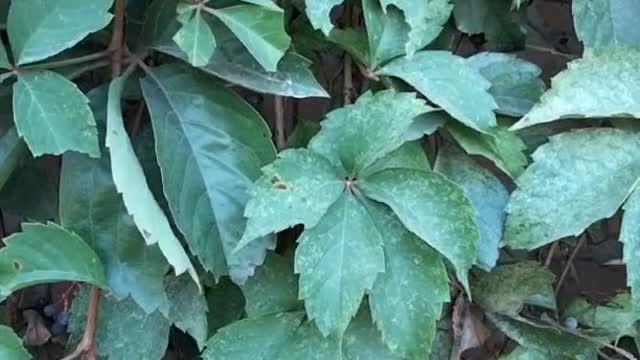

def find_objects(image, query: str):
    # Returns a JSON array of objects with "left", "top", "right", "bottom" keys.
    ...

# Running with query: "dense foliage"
[{"left": 0, "top": 0, "right": 639, "bottom": 359}]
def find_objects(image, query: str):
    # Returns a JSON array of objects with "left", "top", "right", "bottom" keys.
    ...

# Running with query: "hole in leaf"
[
  {"left": 271, "top": 176, "right": 289, "bottom": 190},
  {"left": 272, "top": 182, "right": 289, "bottom": 190},
  {"left": 12, "top": 260, "right": 22, "bottom": 271}
]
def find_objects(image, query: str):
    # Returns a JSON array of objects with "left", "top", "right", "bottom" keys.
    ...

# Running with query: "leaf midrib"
[
  {"left": 17, "top": 76, "right": 65, "bottom": 152},
  {"left": 147, "top": 75, "right": 263, "bottom": 262}
]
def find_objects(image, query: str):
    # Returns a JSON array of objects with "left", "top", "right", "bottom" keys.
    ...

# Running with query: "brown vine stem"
[
  {"left": 274, "top": 96, "right": 286, "bottom": 150},
  {"left": 60, "top": 288, "right": 100, "bottom": 360},
  {"left": 63, "top": 1, "right": 126, "bottom": 360},
  {"left": 554, "top": 235, "right": 586, "bottom": 295},
  {"left": 109, "top": 0, "right": 127, "bottom": 77},
  {"left": 342, "top": 1, "right": 354, "bottom": 105}
]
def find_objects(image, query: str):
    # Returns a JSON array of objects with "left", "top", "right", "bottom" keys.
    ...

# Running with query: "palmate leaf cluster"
[{"left": 0, "top": 0, "right": 640, "bottom": 359}]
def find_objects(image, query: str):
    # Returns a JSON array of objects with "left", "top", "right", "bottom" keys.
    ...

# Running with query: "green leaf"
[
  {"left": 512, "top": 0, "right": 525, "bottom": 9},
  {"left": 277, "top": 308, "right": 401, "bottom": 359},
  {"left": 0, "top": 222, "right": 105, "bottom": 301},
  {"left": 362, "top": 0, "right": 413, "bottom": 68},
  {"left": 0, "top": 41, "right": 10, "bottom": 69},
  {"left": 453, "top": 0, "right": 525, "bottom": 50},
  {"left": 7, "top": 0, "right": 114, "bottom": 64},
  {"left": 512, "top": 48, "right": 640, "bottom": 130},
  {"left": 342, "top": 308, "right": 404, "bottom": 359},
  {"left": 0, "top": 325, "right": 30, "bottom": 360},
  {"left": 471, "top": 262, "right": 555, "bottom": 314},
  {"left": 435, "top": 144, "right": 509, "bottom": 270},
  {"left": 205, "top": 307, "right": 399, "bottom": 359},
  {"left": 132, "top": 125, "right": 171, "bottom": 219},
  {"left": 405, "top": 111, "right": 448, "bottom": 141},
  {"left": 328, "top": 28, "right": 370, "bottom": 66},
  {"left": 362, "top": 141, "right": 430, "bottom": 178},
  {"left": 203, "top": 312, "right": 305, "bottom": 360},
  {"left": 212, "top": 4, "right": 291, "bottom": 72},
  {"left": 206, "top": 278, "right": 245, "bottom": 336},
  {"left": 276, "top": 320, "right": 341, "bottom": 359},
  {"left": 296, "top": 192, "right": 385, "bottom": 337},
  {"left": 379, "top": 0, "right": 453, "bottom": 56},
  {"left": 106, "top": 76, "right": 199, "bottom": 287},
  {"left": 69, "top": 286, "right": 170, "bottom": 360},
  {"left": 359, "top": 168, "right": 479, "bottom": 292},
  {"left": 142, "top": 0, "right": 182, "bottom": 50},
  {"left": 488, "top": 314, "right": 597, "bottom": 358},
  {"left": 0, "top": 95, "right": 26, "bottom": 191},
  {"left": 202, "top": 48, "right": 327, "bottom": 97},
  {"left": 0, "top": 156, "right": 58, "bottom": 221},
  {"left": 239, "top": 148, "right": 345, "bottom": 248},
  {"left": 13, "top": 70, "right": 100, "bottom": 157},
  {"left": 504, "top": 128, "right": 640, "bottom": 250},
  {"left": 241, "top": 0, "right": 282, "bottom": 11},
  {"left": 448, "top": 121, "right": 528, "bottom": 180},
  {"left": 565, "top": 294, "right": 639, "bottom": 340},
  {"left": 288, "top": 14, "right": 333, "bottom": 59},
  {"left": 377, "top": 51, "right": 498, "bottom": 133},
  {"left": 467, "top": 52, "right": 546, "bottom": 117},
  {"left": 430, "top": 318, "right": 454, "bottom": 360},
  {"left": 620, "top": 188, "right": 640, "bottom": 313},
  {"left": 308, "top": 90, "right": 430, "bottom": 174},
  {"left": 144, "top": 1, "right": 327, "bottom": 98},
  {"left": 173, "top": 11, "right": 216, "bottom": 67},
  {"left": 241, "top": 252, "right": 300, "bottom": 318},
  {"left": 165, "top": 274, "right": 208, "bottom": 349},
  {"left": 286, "top": 120, "right": 320, "bottom": 149},
  {"left": 0, "top": 2, "right": 8, "bottom": 23},
  {"left": 499, "top": 347, "right": 562, "bottom": 360},
  {"left": 367, "top": 202, "right": 449, "bottom": 359},
  {"left": 140, "top": 64, "right": 276, "bottom": 283},
  {"left": 304, "top": 0, "right": 344, "bottom": 35},
  {"left": 572, "top": 0, "right": 640, "bottom": 49},
  {"left": 60, "top": 151, "right": 171, "bottom": 315}
]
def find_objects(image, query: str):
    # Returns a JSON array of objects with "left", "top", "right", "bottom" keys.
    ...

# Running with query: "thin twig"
[
  {"left": 525, "top": 44, "right": 577, "bottom": 60},
  {"left": 515, "top": 315, "right": 637, "bottom": 360},
  {"left": 274, "top": 96, "right": 286, "bottom": 150},
  {"left": 129, "top": 100, "right": 146, "bottom": 136},
  {"left": 65, "top": 60, "right": 111, "bottom": 81},
  {"left": 451, "top": 33, "right": 465, "bottom": 55},
  {"left": 555, "top": 235, "right": 586, "bottom": 295},
  {"left": 597, "top": 350, "right": 616, "bottom": 360},
  {"left": 544, "top": 241, "right": 559, "bottom": 268}
]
